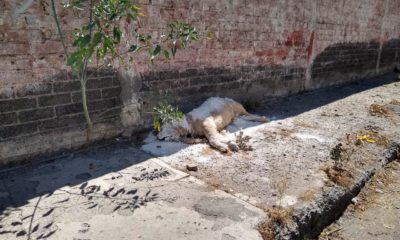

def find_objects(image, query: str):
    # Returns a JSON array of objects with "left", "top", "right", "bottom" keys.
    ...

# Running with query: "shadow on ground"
[
  {"left": 0, "top": 143, "right": 166, "bottom": 239},
  {"left": 0, "top": 73, "right": 397, "bottom": 239},
  {"left": 0, "top": 143, "right": 152, "bottom": 206},
  {"left": 1, "top": 73, "right": 397, "bottom": 211},
  {"left": 256, "top": 73, "right": 397, "bottom": 120}
]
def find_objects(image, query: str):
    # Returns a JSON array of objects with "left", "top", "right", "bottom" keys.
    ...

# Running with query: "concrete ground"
[
  {"left": 319, "top": 160, "right": 400, "bottom": 240},
  {"left": 0, "top": 73, "right": 399, "bottom": 240},
  {"left": 0, "top": 146, "right": 264, "bottom": 240},
  {"left": 142, "top": 73, "right": 400, "bottom": 238},
  {"left": 0, "top": 146, "right": 265, "bottom": 240}
]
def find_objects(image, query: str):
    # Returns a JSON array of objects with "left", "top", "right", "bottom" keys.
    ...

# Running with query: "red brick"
[
  {"left": 30, "top": 41, "right": 64, "bottom": 54},
  {"left": 0, "top": 30, "right": 30, "bottom": 43},
  {"left": 1, "top": 0, "right": 400, "bottom": 147},
  {"left": 0, "top": 43, "right": 30, "bottom": 56}
]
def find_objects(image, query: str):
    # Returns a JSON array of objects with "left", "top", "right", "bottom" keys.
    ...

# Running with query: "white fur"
[{"left": 157, "top": 97, "right": 268, "bottom": 152}]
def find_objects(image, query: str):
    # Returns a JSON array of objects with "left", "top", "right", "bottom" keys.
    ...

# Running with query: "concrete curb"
[{"left": 277, "top": 140, "right": 400, "bottom": 239}]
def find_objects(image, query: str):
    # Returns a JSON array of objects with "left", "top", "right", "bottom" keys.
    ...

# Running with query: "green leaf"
[
  {"left": 152, "top": 45, "right": 161, "bottom": 57},
  {"left": 103, "top": 36, "right": 115, "bottom": 56},
  {"left": 92, "top": 32, "right": 103, "bottom": 46},
  {"left": 67, "top": 51, "right": 84, "bottom": 71},
  {"left": 128, "top": 44, "right": 140, "bottom": 52},
  {"left": 109, "top": 13, "right": 117, "bottom": 21},
  {"left": 163, "top": 50, "right": 170, "bottom": 59},
  {"left": 132, "top": 5, "right": 141, "bottom": 12},
  {"left": 73, "top": 35, "right": 91, "bottom": 47},
  {"left": 80, "top": 35, "right": 91, "bottom": 46},
  {"left": 113, "top": 27, "right": 122, "bottom": 43}
]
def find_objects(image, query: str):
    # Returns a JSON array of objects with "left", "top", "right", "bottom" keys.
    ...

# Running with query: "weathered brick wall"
[
  {"left": 1, "top": 0, "right": 400, "bottom": 163},
  {"left": 0, "top": 72, "right": 121, "bottom": 140},
  {"left": 310, "top": 42, "right": 381, "bottom": 88},
  {"left": 0, "top": 69, "right": 122, "bottom": 164},
  {"left": 140, "top": 65, "right": 306, "bottom": 112}
]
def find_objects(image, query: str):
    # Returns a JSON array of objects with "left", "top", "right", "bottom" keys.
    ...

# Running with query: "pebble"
[
  {"left": 351, "top": 197, "right": 359, "bottom": 204},
  {"left": 186, "top": 164, "right": 198, "bottom": 171}
]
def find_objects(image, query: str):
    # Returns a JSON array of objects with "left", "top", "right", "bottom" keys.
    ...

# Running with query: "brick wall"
[
  {"left": 310, "top": 42, "right": 381, "bottom": 88},
  {"left": 0, "top": 69, "right": 123, "bottom": 164},
  {"left": 0, "top": 71, "right": 121, "bottom": 140},
  {"left": 1, "top": 0, "right": 400, "bottom": 163},
  {"left": 139, "top": 65, "right": 306, "bottom": 112}
]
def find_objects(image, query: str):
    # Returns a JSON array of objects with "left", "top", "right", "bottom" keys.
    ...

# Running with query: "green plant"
[
  {"left": 152, "top": 103, "right": 184, "bottom": 132},
  {"left": 330, "top": 143, "right": 344, "bottom": 170},
  {"left": 16, "top": 0, "right": 199, "bottom": 142}
]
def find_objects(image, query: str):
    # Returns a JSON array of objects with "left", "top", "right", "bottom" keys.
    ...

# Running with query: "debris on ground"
[
  {"left": 186, "top": 164, "right": 198, "bottom": 172},
  {"left": 1, "top": 74, "right": 398, "bottom": 240},
  {"left": 369, "top": 103, "right": 390, "bottom": 117},
  {"left": 323, "top": 142, "right": 355, "bottom": 188},
  {"left": 131, "top": 168, "right": 170, "bottom": 181},
  {"left": 236, "top": 131, "right": 253, "bottom": 151},
  {"left": 389, "top": 99, "right": 400, "bottom": 105},
  {"left": 319, "top": 160, "right": 400, "bottom": 240},
  {"left": 258, "top": 206, "right": 293, "bottom": 240}
]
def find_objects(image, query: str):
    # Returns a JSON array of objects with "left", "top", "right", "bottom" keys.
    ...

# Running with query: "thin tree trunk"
[
  {"left": 82, "top": 0, "right": 94, "bottom": 144},
  {"left": 80, "top": 79, "right": 93, "bottom": 143},
  {"left": 50, "top": 0, "right": 69, "bottom": 59}
]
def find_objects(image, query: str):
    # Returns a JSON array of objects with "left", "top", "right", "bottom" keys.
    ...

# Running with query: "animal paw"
[
  {"left": 210, "top": 141, "right": 229, "bottom": 153},
  {"left": 227, "top": 141, "right": 239, "bottom": 152},
  {"left": 218, "top": 145, "right": 229, "bottom": 153}
]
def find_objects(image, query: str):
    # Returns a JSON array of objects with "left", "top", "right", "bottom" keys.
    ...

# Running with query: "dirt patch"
[
  {"left": 323, "top": 166, "right": 354, "bottom": 188},
  {"left": 258, "top": 206, "right": 293, "bottom": 240},
  {"left": 369, "top": 104, "right": 390, "bottom": 117},
  {"left": 389, "top": 99, "right": 400, "bottom": 105},
  {"left": 323, "top": 143, "right": 355, "bottom": 188}
]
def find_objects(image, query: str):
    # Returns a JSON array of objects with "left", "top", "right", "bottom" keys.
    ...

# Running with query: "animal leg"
[
  {"left": 180, "top": 137, "right": 207, "bottom": 144},
  {"left": 203, "top": 119, "right": 229, "bottom": 152},
  {"left": 241, "top": 114, "right": 269, "bottom": 122},
  {"left": 232, "top": 102, "right": 269, "bottom": 122}
]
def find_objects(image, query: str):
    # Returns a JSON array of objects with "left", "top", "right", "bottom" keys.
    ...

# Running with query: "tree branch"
[{"left": 50, "top": 0, "right": 69, "bottom": 59}]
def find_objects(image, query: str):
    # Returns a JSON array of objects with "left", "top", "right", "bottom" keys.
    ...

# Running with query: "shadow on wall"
[
  {"left": 380, "top": 39, "right": 400, "bottom": 69},
  {"left": 258, "top": 39, "right": 400, "bottom": 120},
  {"left": 310, "top": 39, "right": 400, "bottom": 89},
  {"left": 138, "top": 65, "right": 307, "bottom": 114},
  {"left": 137, "top": 39, "right": 400, "bottom": 119}
]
